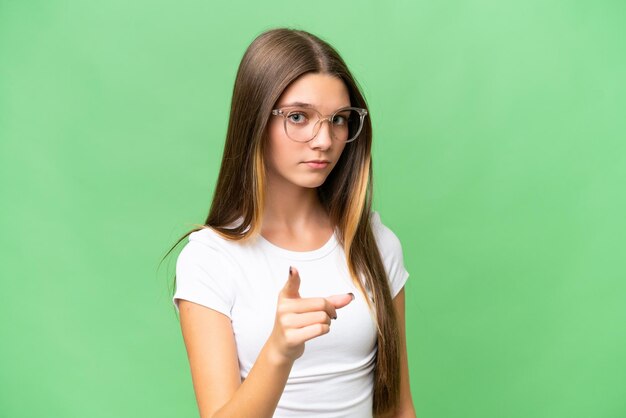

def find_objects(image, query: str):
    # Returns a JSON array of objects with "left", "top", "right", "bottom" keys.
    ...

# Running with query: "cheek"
[
  {"left": 265, "top": 123, "right": 293, "bottom": 171},
  {"left": 268, "top": 120, "right": 283, "bottom": 140},
  {"left": 333, "top": 142, "right": 347, "bottom": 160},
  {"left": 265, "top": 122, "right": 279, "bottom": 152},
  {"left": 267, "top": 121, "right": 288, "bottom": 153}
]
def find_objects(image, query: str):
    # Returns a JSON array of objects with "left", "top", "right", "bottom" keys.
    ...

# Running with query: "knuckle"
[
  {"left": 315, "top": 298, "right": 327, "bottom": 311},
  {"left": 323, "top": 300, "right": 334, "bottom": 313},
  {"left": 276, "top": 301, "right": 290, "bottom": 315},
  {"left": 284, "top": 330, "right": 300, "bottom": 347},
  {"left": 278, "top": 315, "right": 290, "bottom": 329}
]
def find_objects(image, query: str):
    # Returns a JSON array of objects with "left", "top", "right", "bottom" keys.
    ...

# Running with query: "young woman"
[{"left": 168, "top": 28, "right": 416, "bottom": 418}]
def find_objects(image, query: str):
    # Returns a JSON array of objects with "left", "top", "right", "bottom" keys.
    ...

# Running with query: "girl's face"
[{"left": 265, "top": 72, "right": 351, "bottom": 190}]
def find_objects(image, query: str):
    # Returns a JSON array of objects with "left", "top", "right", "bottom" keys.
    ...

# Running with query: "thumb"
[
  {"left": 280, "top": 266, "right": 301, "bottom": 299},
  {"left": 326, "top": 292, "right": 355, "bottom": 310}
]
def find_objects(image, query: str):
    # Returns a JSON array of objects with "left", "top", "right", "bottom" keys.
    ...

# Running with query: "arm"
[
  {"left": 389, "top": 287, "right": 417, "bottom": 418},
  {"left": 178, "top": 300, "right": 294, "bottom": 418},
  {"left": 177, "top": 266, "right": 354, "bottom": 418}
]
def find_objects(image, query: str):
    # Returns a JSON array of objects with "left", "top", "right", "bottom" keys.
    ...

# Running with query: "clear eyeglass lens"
[{"left": 284, "top": 108, "right": 362, "bottom": 142}]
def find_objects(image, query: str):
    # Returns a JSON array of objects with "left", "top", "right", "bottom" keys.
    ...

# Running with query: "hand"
[{"left": 268, "top": 266, "right": 354, "bottom": 365}]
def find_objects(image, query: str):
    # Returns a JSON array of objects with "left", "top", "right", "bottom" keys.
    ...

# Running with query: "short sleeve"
[
  {"left": 370, "top": 211, "right": 410, "bottom": 298},
  {"left": 172, "top": 232, "right": 235, "bottom": 318}
]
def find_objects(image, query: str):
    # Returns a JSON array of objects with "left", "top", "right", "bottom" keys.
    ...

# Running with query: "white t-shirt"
[{"left": 173, "top": 211, "right": 409, "bottom": 417}]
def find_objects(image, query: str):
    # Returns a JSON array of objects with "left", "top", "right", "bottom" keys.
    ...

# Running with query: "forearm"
[{"left": 211, "top": 341, "right": 293, "bottom": 418}]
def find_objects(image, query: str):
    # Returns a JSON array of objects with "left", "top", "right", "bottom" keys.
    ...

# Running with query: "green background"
[{"left": 1, "top": 1, "right": 625, "bottom": 417}]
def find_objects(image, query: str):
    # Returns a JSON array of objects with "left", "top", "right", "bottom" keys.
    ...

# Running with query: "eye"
[
  {"left": 332, "top": 114, "right": 348, "bottom": 125},
  {"left": 287, "top": 112, "right": 307, "bottom": 124}
]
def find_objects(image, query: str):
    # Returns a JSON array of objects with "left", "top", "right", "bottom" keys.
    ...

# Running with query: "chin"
[
  {"left": 294, "top": 174, "right": 329, "bottom": 189},
  {"left": 297, "top": 179, "right": 326, "bottom": 189}
]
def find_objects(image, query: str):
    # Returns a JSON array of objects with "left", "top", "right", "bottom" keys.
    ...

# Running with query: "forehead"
[{"left": 276, "top": 73, "right": 351, "bottom": 112}]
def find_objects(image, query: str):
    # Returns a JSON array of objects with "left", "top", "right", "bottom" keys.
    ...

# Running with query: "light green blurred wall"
[{"left": 1, "top": 1, "right": 625, "bottom": 417}]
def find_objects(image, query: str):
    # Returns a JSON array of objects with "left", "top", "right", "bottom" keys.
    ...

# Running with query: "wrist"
[{"left": 263, "top": 338, "right": 295, "bottom": 368}]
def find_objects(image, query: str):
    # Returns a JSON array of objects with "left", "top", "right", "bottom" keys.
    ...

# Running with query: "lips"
[{"left": 303, "top": 160, "right": 330, "bottom": 169}]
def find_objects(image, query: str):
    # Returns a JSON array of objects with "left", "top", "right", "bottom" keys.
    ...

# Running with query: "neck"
[{"left": 262, "top": 177, "right": 329, "bottom": 235}]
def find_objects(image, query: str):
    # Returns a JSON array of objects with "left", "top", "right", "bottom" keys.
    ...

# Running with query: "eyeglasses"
[{"left": 271, "top": 106, "right": 368, "bottom": 143}]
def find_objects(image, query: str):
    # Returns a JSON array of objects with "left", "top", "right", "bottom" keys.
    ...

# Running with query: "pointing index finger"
[{"left": 280, "top": 266, "right": 301, "bottom": 299}]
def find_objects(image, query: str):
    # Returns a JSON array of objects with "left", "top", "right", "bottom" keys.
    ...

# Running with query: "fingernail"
[
  {"left": 332, "top": 315, "right": 337, "bottom": 320},
  {"left": 289, "top": 266, "right": 292, "bottom": 276},
  {"left": 348, "top": 292, "right": 355, "bottom": 300}
]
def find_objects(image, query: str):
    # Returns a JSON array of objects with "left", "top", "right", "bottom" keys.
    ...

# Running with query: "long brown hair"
[{"left": 164, "top": 27, "right": 400, "bottom": 415}]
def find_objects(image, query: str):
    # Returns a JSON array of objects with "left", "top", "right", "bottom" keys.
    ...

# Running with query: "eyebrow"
[{"left": 277, "top": 101, "right": 352, "bottom": 109}]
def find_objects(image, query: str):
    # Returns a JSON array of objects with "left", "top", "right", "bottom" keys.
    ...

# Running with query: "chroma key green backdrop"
[{"left": 1, "top": 1, "right": 625, "bottom": 417}]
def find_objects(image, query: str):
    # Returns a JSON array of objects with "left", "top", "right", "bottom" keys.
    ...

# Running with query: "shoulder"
[
  {"left": 173, "top": 226, "right": 250, "bottom": 315},
  {"left": 188, "top": 226, "right": 235, "bottom": 250},
  {"left": 369, "top": 210, "right": 404, "bottom": 254},
  {"left": 184, "top": 215, "right": 251, "bottom": 251},
  {"left": 176, "top": 226, "right": 245, "bottom": 273},
  {"left": 369, "top": 211, "right": 410, "bottom": 297}
]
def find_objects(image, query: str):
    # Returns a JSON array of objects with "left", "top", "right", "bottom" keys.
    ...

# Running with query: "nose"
[{"left": 309, "top": 118, "right": 333, "bottom": 150}]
